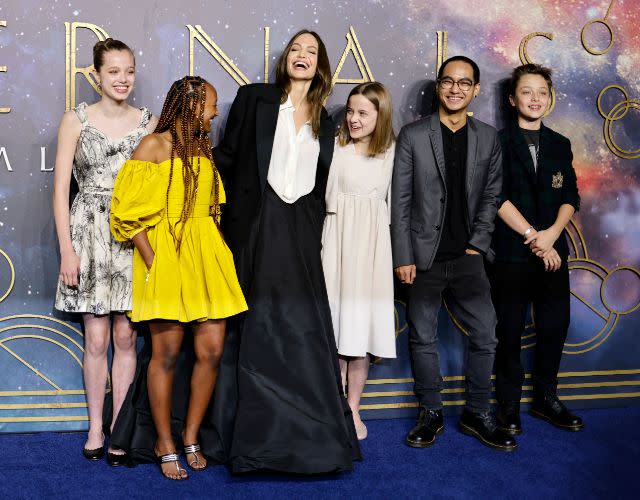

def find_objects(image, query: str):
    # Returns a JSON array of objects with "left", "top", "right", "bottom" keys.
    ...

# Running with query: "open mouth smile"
[{"left": 293, "top": 60, "right": 309, "bottom": 70}]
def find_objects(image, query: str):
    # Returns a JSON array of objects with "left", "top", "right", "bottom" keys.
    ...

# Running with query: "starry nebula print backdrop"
[{"left": 0, "top": 0, "right": 638, "bottom": 432}]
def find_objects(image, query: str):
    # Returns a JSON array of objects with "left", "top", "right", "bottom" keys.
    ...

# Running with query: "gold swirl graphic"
[
  {"left": 597, "top": 85, "right": 640, "bottom": 159},
  {"left": 581, "top": 0, "right": 615, "bottom": 56},
  {"left": 0, "top": 248, "right": 15, "bottom": 303}
]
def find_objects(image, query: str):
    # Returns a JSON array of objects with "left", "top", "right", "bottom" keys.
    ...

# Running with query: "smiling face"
[
  {"left": 346, "top": 94, "right": 378, "bottom": 143},
  {"left": 94, "top": 49, "right": 135, "bottom": 102},
  {"left": 286, "top": 33, "right": 319, "bottom": 82},
  {"left": 509, "top": 73, "right": 551, "bottom": 123},
  {"left": 437, "top": 60, "right": 479, "bottom": 114}
]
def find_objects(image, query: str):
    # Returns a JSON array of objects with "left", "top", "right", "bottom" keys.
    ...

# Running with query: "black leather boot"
[
  {"left": 496, "top": 401, "right": 522, "bottom": 435},
  {"left": 459, "top": 409, "right": 517, "bottom": 451},
  {"left": 530, "top": 392, "right": 584, "bottom": 431},
  {"left": 406, "top": 407, "right": 444, "bottom": 448}
]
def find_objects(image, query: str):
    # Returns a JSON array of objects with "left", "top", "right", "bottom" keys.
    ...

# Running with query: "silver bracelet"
[{"left": 523, "top": 226, "right": 534, "bottom": 238}]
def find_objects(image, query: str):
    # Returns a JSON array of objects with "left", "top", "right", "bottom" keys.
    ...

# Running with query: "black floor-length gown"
[{"left": 219, "top": 185, "right": 361, "bottom": 473}]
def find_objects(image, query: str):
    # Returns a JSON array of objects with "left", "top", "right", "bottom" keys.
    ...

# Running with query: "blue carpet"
[{"left": 1, "top": 407, "right": 638, "bottom": 499}]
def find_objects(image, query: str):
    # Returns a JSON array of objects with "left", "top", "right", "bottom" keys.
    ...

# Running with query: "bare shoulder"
[
  {"left": 147, "top": 114, "right": 159, "bottom": 133},
  {"left": 131, "top": 133, "right": 167, "bottom": 162},
  {"left": 59, "top": 109, "right": 82, "bottom": 134}
]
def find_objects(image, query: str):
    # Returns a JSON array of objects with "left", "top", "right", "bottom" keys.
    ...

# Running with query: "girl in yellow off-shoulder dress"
[{"left": 110, "top": 76, "right": 247, "bottom": 481}]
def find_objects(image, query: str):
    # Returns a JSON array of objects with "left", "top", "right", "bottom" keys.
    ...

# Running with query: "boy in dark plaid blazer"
[{"left": 489, "top": 64, "right": 583, "bottom": 437}]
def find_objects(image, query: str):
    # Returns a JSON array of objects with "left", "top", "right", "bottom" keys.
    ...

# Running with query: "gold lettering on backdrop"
[
  {"left": 332, "top": 26, "right": 374, "bottom": 87},
  {"left": 581, "top": 0, "right": 615, "bottom": 56},
  {"left": 519, "top": 32, "right": 556, "bottom": 115},
  {"left": 65, "top": 22, "right": 109, "bottom": 111},
  {"left": 0, "top": 20, "right": 9, "bottom": 114},
  {"left": 187, "top": 25, "right": 250, "bottom": 86},
  {"left": 597, "top": 85, "right": 640, "bottom": 160},
  {"left": 263, "top": 27, "right": 270, "bottom": 83},
  {"left": 436, "top": 31, "right": 448, "bottom": 76},
  {"left": 0, "top": 147, "right": 13, "bottom": 171},
  {"left": 40, "top": 147, "right": 53, "bottom": 172}
]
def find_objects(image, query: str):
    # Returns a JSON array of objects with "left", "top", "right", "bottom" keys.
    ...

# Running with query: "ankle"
[
  {"left": 155, "top": 438, "right": 176, "bottom": 455},
  {"left": 182, "top": 429, "right": 199, "bottom": 445}
]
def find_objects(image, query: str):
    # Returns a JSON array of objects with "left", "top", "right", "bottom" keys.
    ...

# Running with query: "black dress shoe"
[
  {"left": 107, "top": 450, "right": 130, "bottom": 467},
  {"left": 497, "top": 402, "right": 522, "bottom": 435},
  {"left": 406, "top": 407, "right": 444, "bottom": 448},
  {"left": 83, "top": 445, "right": 105, "bottom": 461},
  {"left": 459, "top": 410, "right": 517, "bottom": 451},
  {"left": 530, "top": 393, "right": 584, "bottom": 431}
]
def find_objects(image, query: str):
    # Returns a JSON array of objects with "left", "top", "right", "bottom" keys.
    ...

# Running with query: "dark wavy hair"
[{"left": 275, "top": 29, "right": 332, "bottom": 138}]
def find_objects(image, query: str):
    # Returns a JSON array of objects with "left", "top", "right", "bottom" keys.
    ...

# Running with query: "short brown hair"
[
  {"left": 509, "top": 63, "right": 553, "bottom": 95},
  {"left": 337, "top": 82, "right": 395, "bottom": 157},
  {"left": 93, "top": 38, "right": 134, "bottom": 72},
  {"left": 275, "top": 29, "right": 332, "bottom": 138}
]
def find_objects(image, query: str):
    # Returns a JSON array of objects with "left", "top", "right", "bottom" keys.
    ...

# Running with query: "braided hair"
[{"left": 155, "top": 76, "right": 221, "bottom": 252}]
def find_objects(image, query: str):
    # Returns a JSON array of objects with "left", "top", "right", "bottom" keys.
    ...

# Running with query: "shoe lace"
[{"left": 475, "top": 412, "right": 497, "bottom": 432}]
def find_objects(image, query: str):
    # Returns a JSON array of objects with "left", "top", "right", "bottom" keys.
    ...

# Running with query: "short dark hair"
[
  {"left": 93, "top": 38, "right": 134, "bottom": 72},
  {"left": 437, "top": 55, "right": 480, "bottom": 84},
  {"left": 509, "top": 63, "right": 553, "bottom": 95}
]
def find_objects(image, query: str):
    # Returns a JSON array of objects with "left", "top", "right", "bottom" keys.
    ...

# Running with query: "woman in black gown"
[{"left": 211, "top": 29, "right": 361, "bottom": 474}]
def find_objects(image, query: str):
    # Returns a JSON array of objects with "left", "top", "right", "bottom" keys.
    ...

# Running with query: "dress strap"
[
  {"left": 74, "top": 102, "right": 89, "bottom": 127},
  {"left": 139, "top": 107, "right": 151, "bottom": 129}
]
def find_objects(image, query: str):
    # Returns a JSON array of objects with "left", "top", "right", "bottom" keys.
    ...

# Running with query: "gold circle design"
[
  {"left": 596, "top": 85, "right": 628, "bottom": 120},
  {"left": 581, "top": 19, "right": 614, "bottom": 56},
  {"left": 0, "top": 248, "right": 16, "bottom": 303},
  {"left": 600, "top": 266, "right": 640, "bottom": 315},
  {"left": 596, "top": 85, "right": 640, "bottom": 159}
]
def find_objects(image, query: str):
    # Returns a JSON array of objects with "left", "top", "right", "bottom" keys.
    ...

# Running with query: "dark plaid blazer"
[{"left": 491, "top": 120, "right": 580, "bottom": 263}]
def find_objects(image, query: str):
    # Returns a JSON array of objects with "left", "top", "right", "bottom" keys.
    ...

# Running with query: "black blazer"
[
  {"left": 213, "top": 83, "right": 335, "bottom": 253},
  {"left": 491, "top": 120, "right": 580, "bottom": 263}
]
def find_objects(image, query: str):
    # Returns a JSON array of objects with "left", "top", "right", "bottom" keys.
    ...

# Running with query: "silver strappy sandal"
[
  {"left": 157, "top": 452, "right": 188, "bottom": 480},
  {"left": 184, "top": 443, "right": 207, "bottom": 471}
]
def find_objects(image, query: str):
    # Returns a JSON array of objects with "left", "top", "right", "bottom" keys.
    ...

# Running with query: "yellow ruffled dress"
[{"left": 110, "top": 157, "right": 247, "bottom": 323}]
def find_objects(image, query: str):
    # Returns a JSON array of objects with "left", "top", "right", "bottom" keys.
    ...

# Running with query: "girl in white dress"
[
  {"left": 53, "top": 39, "right": 157, "bottom": 464},
  {"left": 321, "top": 82, "right": 396, "bottom": 440}
]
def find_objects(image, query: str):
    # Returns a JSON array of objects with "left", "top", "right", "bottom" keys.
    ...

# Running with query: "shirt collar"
[{"left": 279, "top": 94, "right": 294, "bottom": 112}]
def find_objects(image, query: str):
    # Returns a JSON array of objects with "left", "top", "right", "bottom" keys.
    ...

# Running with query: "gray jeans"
[{"left": 408, "top": 254, "right": 497, "bottom": 413}]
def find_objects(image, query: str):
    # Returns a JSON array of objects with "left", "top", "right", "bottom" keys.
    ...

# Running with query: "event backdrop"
[{"left": 0, "top": 0, "right": 638, "bottom": 433}]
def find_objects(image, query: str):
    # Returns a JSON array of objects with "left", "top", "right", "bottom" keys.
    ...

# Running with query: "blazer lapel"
[
  {"left": 428, "top": 114, "right": 447, "bottom": 184},
  {"left": 256, "top": 96, "right": 280, "bottom": 192},
  {"left": 466, "top": 118, "right": 478, "bottom": 195},
  {"left": 537, "top": 123, "right": 554, "bottom": 184}
]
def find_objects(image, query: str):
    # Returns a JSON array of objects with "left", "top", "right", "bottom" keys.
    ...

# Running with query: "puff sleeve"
[{"left": 110, "top": 160, "right": 167, "bottom": 242}]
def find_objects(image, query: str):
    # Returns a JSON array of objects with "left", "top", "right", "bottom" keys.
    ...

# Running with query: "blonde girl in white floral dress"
[{"left": 53, "top": 39, "right": 157, "bottom": 464}]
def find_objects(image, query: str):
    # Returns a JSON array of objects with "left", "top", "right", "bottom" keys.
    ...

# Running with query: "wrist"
[
  {"left": 522, "top": 226, "right": 535, "bottom": 239},
  {"left": 550, "top": 224, "right": 563, "bottom": 238},
  {"left": 60, "top": 246, "right": 76, "bottom": 257}
]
